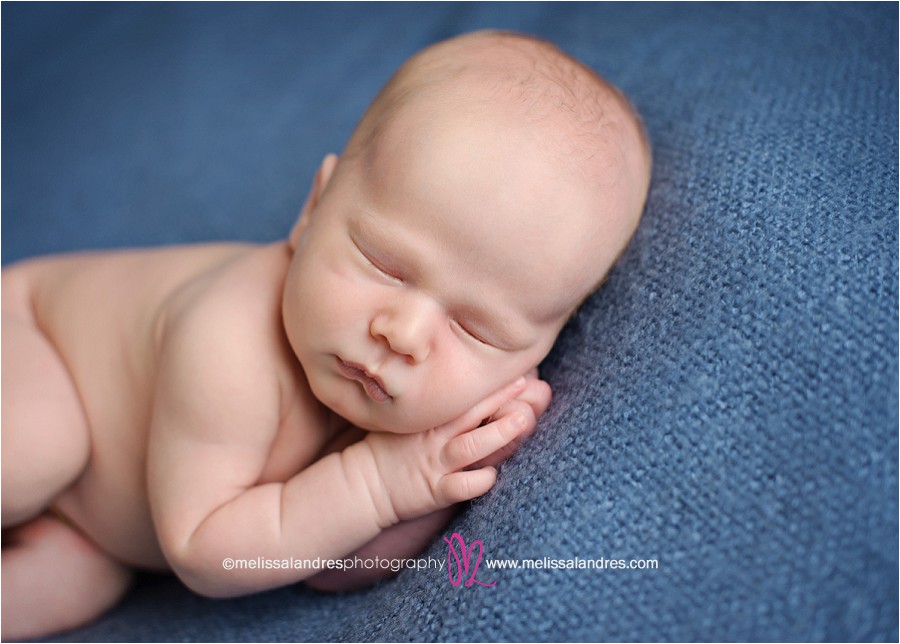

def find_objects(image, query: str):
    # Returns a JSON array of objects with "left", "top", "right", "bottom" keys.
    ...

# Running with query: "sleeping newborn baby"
[{"left": 2, "top": 30, "right": 650, "bottom": 638}]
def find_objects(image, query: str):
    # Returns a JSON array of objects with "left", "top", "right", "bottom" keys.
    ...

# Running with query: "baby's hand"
[
  {"left": 360, "top": 375, "right": 544, "bottom": 523},
  {"left": 471, "top": 368, "right": 552, "bottom": 469}
]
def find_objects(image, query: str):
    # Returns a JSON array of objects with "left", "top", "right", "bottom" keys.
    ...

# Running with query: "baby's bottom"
[{"left": 1, "top": 278, "right": 131, "bottom": 639}]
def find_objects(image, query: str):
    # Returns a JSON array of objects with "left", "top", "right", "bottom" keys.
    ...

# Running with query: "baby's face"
[{"left": 282, "top": 98, "right": 640, "bottom": 433}]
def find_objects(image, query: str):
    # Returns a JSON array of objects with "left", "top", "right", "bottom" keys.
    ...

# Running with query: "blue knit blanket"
[{"left": 4, "top": 2, "right": 896, "bottom": 641}]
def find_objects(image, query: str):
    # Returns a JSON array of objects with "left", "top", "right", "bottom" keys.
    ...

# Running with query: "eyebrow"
[{"left": 350, "top": 213, "right": 535, "bottom": 351}]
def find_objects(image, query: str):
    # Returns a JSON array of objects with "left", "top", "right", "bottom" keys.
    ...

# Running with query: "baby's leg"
[
  {"left": 2, "top": 514, "right": 133, "bottom": 640},
  {"left": 0, "top": 273, "right": 125, "bottom": 638},
  {"left": 1, "top": 275, "right": 91, "bottom": 526}
]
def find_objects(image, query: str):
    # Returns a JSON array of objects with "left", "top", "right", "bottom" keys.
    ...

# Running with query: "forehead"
[
  {"left": 359, "top": 104, "right": 602, "bottom": 320},
  {"left": 354, "top": 95, "right": 635, "bottom": 313}
]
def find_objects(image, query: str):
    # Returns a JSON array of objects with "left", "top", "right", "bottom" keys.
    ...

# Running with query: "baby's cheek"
[{"left": 427, "top": 372, "right": 490, "bottom": 425}]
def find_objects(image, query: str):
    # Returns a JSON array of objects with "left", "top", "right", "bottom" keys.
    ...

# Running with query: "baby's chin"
[{"left": 331, "top": 400, "right": 463, "bottom": 435}]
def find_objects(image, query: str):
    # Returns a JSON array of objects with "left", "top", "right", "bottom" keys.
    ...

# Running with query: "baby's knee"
[
  {"left": 2, "top": 514, "right": 133, "bottom": 640},
  {"left": 1, "top": 438, "right": 88, "bottom": 528}
]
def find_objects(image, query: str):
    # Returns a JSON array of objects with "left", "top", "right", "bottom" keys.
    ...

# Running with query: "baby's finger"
[
  {"left": 436, "top": 467, "right": 498, "bottom": 505},
  {"left": 491, "top": 380, "right": 549, "bottom": 437},
  {"left": 515, "top": 377, "right": 552, "bottom": 419},
  {"left": 442, "top": 402, "right": 533, "bottom": 471},
  {"left": 490, "top": 400, "right": 539, "bottom": 444},
  {"left": 469, "top": 393, "right": 545, "bottom": 468},
  {"left": 470, "top": 435, "right": 524, "bottom": 469},
  {"left": 438, "top": 376, "right": 527, "bottom": 436}
]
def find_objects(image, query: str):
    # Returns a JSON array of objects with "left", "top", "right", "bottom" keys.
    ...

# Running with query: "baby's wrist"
[{"left": 341, "top": 440, "right": 400, "bottom": 530}]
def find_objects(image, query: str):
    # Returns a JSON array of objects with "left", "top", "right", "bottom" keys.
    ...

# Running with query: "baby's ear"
[{"left": 289, "top": 154, "right": 340, "bottom": 249}]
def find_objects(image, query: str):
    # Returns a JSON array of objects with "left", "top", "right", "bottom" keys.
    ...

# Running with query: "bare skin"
[
  {"left": 2, "top": 240, "right": 549, "bottom": 636},
  {"left": 1, "top": 30, "right": 650, "bottom": 640}
]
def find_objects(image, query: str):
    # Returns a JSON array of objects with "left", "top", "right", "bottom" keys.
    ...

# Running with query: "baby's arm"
[
  {"left": 304, "top": 424, "right": 458, "bottom": 591},
  {"left": 306, "top": 371, "right": 551, "bottom": 591},
  {"left": 147, "top": 298, "right": 535, "bottom": 598}
]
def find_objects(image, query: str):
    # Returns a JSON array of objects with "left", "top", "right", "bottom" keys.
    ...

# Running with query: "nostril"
[{"left": 369, "top": 302, "right": 434, "bottom": 363}]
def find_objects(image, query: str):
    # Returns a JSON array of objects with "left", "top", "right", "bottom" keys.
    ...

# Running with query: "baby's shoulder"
[
  {"left": 157, "top": 243, "right": 297, "bottom": 413},
  {"left": 150, "top": 243, "right": 331, "bottom": 484},
  {"left": 161, "top": 243, "right": 288, "bottom": 329}
]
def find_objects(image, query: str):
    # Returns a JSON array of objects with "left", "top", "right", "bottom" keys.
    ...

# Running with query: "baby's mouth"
[{"left": 336, "top": 357, "right": 392, "bottom": 404}]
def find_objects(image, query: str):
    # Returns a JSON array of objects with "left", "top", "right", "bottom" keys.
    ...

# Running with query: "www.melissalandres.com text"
[{"left": 221, "top": 555, "right": 658, "bottom": 573}]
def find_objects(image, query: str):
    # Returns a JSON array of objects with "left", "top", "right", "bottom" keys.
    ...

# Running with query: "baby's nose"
[{"left": 370, "top": 295, "right": 440, "bottom": 363}]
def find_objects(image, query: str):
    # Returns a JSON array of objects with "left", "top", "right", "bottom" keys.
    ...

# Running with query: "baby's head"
[{"left": 282, "top": 31, "right": 651, "bottom": 433}]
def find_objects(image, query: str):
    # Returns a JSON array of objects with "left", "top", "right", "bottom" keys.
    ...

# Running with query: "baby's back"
[{"left": 2, "top": 243, "right": 253, "bottom": 567}]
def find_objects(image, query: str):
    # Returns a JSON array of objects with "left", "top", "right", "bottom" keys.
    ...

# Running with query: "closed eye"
[
  {"left": 451, "top": 319, "right": 492, "bottom": 347},
  {"left": 353, "top": 239, "right": 403, "bottom": 284}
]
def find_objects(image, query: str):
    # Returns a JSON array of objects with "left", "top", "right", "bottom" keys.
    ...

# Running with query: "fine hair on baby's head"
[
  {"left": 285, "top": 31, "right": 653, "bottom": 434},
  {"left": 340, "top": 29, "right": 652, "bottom": 314}
]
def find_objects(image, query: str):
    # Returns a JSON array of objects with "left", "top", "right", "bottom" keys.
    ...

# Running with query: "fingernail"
[
  {"left": 514, "top": 376, "right": 526, "bottom": 388},
  {"left": 511, "top": 412, "right": 527, "bottom": 430}
]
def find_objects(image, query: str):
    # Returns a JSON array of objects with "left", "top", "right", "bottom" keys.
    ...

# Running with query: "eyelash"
[
  {"left": 352, "top": 237, "right": 494, "bottom": 348},
  {"left": 355, "top": 242, "right": 403, "bottom": 284},
  {"left": 452, "top": 319, "right": 491, "bottom": 346},
  {"left": 369, "top": 258, "right": 402, "bottom": 282}
]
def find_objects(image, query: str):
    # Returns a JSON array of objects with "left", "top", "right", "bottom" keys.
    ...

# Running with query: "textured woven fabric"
[{"left": 3, "top": 2, "right": 897, "bottom": 641}]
